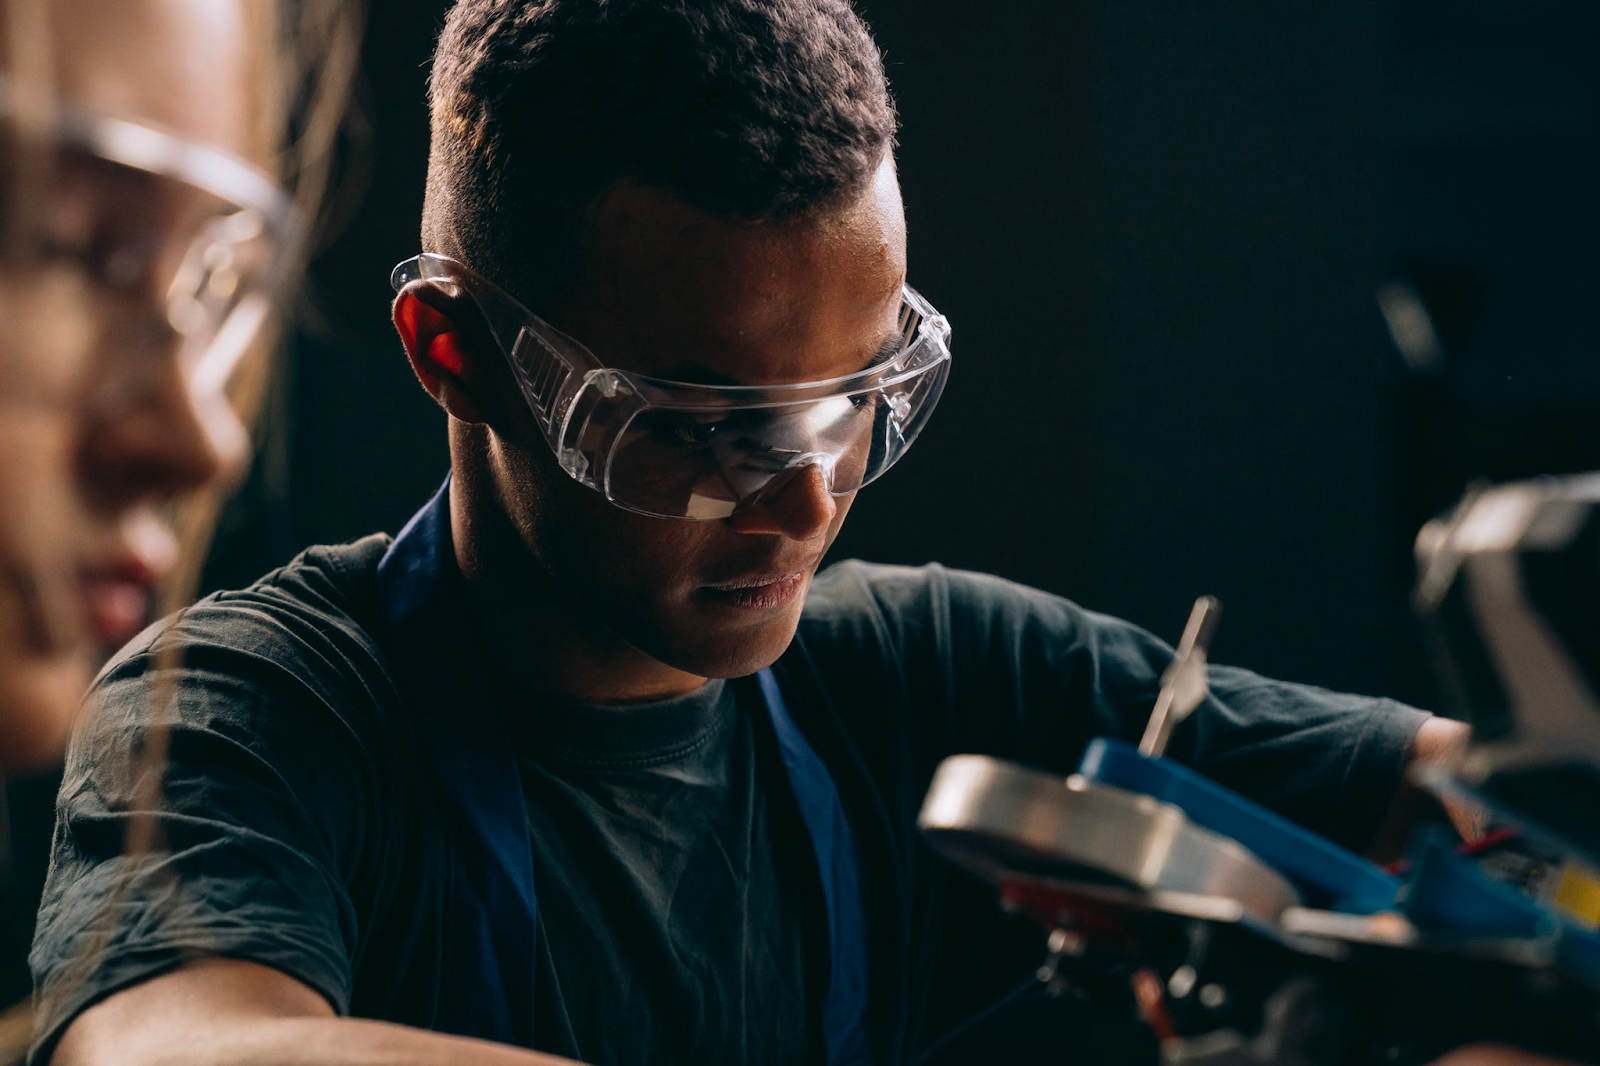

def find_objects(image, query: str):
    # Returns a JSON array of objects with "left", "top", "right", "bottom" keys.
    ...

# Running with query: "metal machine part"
[
  {"left": 919, "top": 750, "right": 1600, "bottom": 1064},
  {"left": 917, "top": 576, "right": 1600, "bottom": 1064},
  {"left": 1140, "top": 596, "right": 1223, "bottom": 758},
  {"left": 1415, "top": 474, "right": 1600, "bottom": 864},
  {"left": 919, "top": 755, "right": 1301, "bottom": 929}
]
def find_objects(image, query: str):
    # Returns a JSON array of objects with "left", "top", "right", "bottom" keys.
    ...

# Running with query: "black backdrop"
[
  {"left": 4, "top": 0, "right": 1598, "bottom": 1017},
  {"left": 204, "top": 0, "right": 1600, "bottom": 704}
]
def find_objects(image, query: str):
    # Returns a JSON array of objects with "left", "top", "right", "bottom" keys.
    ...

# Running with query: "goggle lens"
[
  {"left": 601, "top": 359, "right": 948, "bottom": 519},
  {"left": 166, "top": 207, "right": 279, "bottom": 396}
]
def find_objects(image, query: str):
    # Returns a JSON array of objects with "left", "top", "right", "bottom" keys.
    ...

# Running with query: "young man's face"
[{"left": 488, "top": 158, "right": 908, "bottom": 680}]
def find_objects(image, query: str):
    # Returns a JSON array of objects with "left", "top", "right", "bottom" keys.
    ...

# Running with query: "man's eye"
[{"left": 669, "top": 419, "right": 726, "bottom": 447}]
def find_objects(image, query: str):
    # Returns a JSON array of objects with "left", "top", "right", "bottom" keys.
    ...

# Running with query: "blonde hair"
[{"left": 164, "top": 0, "right": 364, "bottom": 613}]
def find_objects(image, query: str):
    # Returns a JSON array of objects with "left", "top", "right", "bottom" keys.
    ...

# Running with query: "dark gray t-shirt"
[
  {"left": 30, "top": 541, "right": 1430, "bottom": 1064},
  {"left": 509, "top": 678, "right": 823, "bottom": 1064}
]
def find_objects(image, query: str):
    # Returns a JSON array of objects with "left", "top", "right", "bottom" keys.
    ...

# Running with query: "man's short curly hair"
[{"left": 423, "top": 0, "right": 897, "bottom": 296}]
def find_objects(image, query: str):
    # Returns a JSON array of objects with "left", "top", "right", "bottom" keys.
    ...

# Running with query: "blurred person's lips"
[
  {"left": 73, "top": 513, "right": 179, "bottom": 646},
  {"left": 78, "top": 555, "right": 159, "bottom": 645}
]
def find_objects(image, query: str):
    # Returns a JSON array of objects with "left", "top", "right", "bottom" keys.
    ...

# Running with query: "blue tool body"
[
  {"left": 1077, "top": 738, "right": 1401, "bottom": 912},
  {"left": 1075, "top": 738, "right": 1600, "bottom": 984}
]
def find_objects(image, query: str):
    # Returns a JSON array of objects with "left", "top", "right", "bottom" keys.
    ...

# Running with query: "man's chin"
[{"left": 651, "top": 591, "right": 809, "bottom": 680}]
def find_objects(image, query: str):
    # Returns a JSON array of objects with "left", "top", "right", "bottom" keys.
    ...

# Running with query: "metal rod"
[{"left": 1138, "top": 595, "right": 1223, "bottom": 758}]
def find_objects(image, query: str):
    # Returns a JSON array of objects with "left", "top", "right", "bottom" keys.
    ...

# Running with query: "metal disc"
[{"left": 919, "top": 754, "right": 1302, "bottom": 928}]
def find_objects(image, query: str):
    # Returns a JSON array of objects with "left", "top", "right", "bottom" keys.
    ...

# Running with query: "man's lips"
[{"left": 698, "top": 569, "right": 811, "bottom": 610}]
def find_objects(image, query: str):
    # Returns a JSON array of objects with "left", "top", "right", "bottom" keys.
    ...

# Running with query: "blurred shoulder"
[
  {"left": 66, "top": 535, "right": 404, "bottom": 812},
  {"left": 89, "top": 535, "right": 399, "bottom": 732},
  {"left": 106, "top": 535, "right": 393, "bottom": 669}
]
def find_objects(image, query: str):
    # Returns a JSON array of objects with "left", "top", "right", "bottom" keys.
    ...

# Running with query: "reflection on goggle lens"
[
  {"left": 609, "top": 388, "right": 912, "bottom": 519},
  {"left": 168, "top": 209, "right": 266, "bottom": 335},
  {"left": 167, "top": 210, "right": 279, "bottom": 399}
]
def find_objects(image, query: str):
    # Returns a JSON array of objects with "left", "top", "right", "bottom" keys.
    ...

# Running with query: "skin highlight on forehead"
[
  {"left": 45, "top": 0, "right": 249, "bottom": 153},
  {"left": 545, "top": 157, "right": 908, "bottom": 389}
]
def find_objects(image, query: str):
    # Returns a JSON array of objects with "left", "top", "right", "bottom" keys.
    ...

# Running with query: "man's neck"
[{"left": 448, "top": 473, "right": 708, "bottom": 706}]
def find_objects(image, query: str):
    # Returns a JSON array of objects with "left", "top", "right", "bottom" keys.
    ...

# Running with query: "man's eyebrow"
[
  {"left": 652, "top": 329, "right": 905, "bottom": 387},
  {"left": 863, "top": 330, "right": 906, "bottom": 371}
]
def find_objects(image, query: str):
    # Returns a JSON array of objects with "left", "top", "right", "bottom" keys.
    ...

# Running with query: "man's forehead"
[{"left": 545, "top": 160, "right": 909, "bottom": 386}]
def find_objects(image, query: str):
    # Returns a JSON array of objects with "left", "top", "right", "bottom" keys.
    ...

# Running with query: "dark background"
[
  {"left": 208, "top": 0, "right": 1600, "bottom": 705},
  {"left": 3, "top": 0, "right": 1597, "bottom": 1017}
]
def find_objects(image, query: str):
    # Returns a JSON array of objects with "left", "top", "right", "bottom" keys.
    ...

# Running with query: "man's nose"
[
  {"left": 725, "top": 461, "right": 837, "bottom": 540},
  {"left": 79, "top": 358, "right": 249, "bottom": 511}
]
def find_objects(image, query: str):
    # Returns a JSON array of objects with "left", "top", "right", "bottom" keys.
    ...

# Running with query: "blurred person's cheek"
[
  {"left": 0, "top": 631, "right": 89, "bottom": 769},
  {"left": 0, "top": 274, "right": 103, "bottom": 766},
  {"left": 0, "top": 411, "right": 94, "bottom": 767}
]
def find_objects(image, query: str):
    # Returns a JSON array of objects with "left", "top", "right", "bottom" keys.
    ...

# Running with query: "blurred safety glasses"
[
  {"left": 0, "top": 76, "right": 295, "bottom": 408},
  {"left": 392, "top": 252, "right": 952, "bottom": 520}
]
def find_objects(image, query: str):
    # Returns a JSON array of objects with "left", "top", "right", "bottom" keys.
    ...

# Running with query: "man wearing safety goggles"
[
  {"left": 34, "top": 2, "right": 1467, "bottom": 1066},
  {"left": 390, "top": 252, "right": 947, "bottom": 525}
]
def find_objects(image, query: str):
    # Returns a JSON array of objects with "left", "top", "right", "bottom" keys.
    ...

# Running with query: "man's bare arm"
[
  {"left": 1368, "top": 716, "right": 1473, "bottom": 864},
  {"left": 52, "top": 958, "right": 576, "bottom": 1066}
]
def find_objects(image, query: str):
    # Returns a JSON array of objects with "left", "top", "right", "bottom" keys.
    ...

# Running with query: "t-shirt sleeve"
[
  {"left": 28, "top": 595, "right": 385, "bottom": 1062},
  {"left": 802, "top": 561, "right": 1430, "bottom": 854}
]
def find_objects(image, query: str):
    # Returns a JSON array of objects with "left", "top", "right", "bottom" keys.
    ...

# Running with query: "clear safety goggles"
[
  {"left": 392, "top": 253, "right": 952, "bottom": 520},
  {"left": 0, "top": 76, "right": 296, "bottom": 399}
]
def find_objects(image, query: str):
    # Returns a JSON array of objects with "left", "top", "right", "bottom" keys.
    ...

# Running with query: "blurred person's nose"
[
  {"left": 725, "top": 461, "right": 838, "bottom": 541},
  {"left": 78, "top": 347, "right": 249, "bottom": 512}
]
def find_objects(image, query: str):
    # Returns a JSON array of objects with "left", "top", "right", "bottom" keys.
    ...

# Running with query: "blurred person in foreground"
[
  {"left": 0, "top": 0, "right": 309, "bottom": 768},
  {"left": 29, "top": 3, "right": 1516, "bottom": 1066},
  {"left": 0, "top": 0, "right": 354, "bottom": 1053}
]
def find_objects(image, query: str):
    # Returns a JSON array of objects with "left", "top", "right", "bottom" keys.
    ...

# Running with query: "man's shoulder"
[
  {"left": 800, "top": 558, "right": 1098, "bottom": 643},
  {"left": 105, "top": 533, "right": 396, "bottom": 684},
  {"left": 791, "top": 559, "right": 1129, "bottom": 706}
]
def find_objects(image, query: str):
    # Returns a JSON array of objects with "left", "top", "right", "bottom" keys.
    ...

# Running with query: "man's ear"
[{"left": 392, "top": 282, "right": 491, "bottom": 424}]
